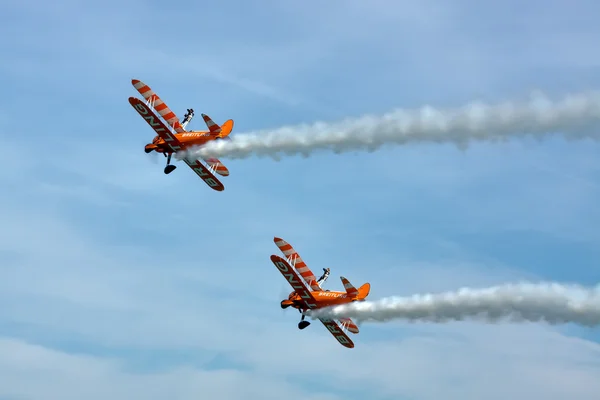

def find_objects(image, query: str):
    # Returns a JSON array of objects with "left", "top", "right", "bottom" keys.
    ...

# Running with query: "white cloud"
[
  {"left": 225, "top": 323, "right": 600, "bottom": 400},
  {"left": 2, "top": 154, "right": 600, "bottom": 399},
  {"left": 0, "top": 337, "right": 341, "bottom": 400},
  {"left": 2, "top": 323, "right": 600, "bottom": 400}
]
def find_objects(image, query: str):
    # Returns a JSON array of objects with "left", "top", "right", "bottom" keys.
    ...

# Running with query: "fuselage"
[
  {"left": 144, "top": 131, "right": 218, "bottom": 153},
  {"left": 281, "top": 290, "right": 359, "bottom": 310}
]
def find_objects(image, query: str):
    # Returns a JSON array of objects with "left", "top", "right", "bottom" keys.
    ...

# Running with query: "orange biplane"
[
  {"left": 270, "top": 237, "right": 370, "bottom": 348},
  {"left": 128, "top": 79, "right": 233, "bottom": 191}
]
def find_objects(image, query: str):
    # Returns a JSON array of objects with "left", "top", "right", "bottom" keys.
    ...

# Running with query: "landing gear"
[
  {"left": 298, "top": 311, "right": 310, "bottom": 330},
  {"left": 163, "top": 153, "right": 177, "bottom": 174}
]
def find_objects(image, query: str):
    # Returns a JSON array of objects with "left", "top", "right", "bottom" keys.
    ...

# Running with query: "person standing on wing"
[
  {"left": 317, "top": 268, "right": 330, "bottom": 289},
  {"left": 181, "top": 108, "right": 194, "bottom": 129}
]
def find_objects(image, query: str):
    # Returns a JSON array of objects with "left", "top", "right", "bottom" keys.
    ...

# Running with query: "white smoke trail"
[
  {"left": 307, "top": 282, "right": 600, "bottom": 326},
  {"left": 180, "top": 91, "right": 600, "bottom": 161}
]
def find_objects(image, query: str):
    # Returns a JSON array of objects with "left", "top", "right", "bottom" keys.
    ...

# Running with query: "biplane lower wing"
[
  {"left": 183, "top": 158, "right": 224, "bottom": 191},
  {"left": 129, "top": 97, "right": 224, "bottom": 191},
  {"left": 270, "top": 255, "right": 317, "bottom": 309},
  {"left": 319, "top": 318, "right": 355, "bottom": 348}
]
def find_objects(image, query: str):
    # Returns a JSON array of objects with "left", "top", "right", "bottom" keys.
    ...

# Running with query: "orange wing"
[
  {"left": 132, "top": 79, "right": 232, "bottom": 178},
  {"left": 273, "top": 237, "right": 322, "bottom": 291},
  {"left": 319, "top": 318, "right": 355, "bottom": 348},
  {"left": 129, "top": 97, "right": 224, "bottom": 191},
  {"left": 271, "top": 255, "right": 318, "bottom": 309},
  {"left": 183, "top": 158, "right": 225, "bottom": 191},
  {"left": 131, "top": 79, "right": 185, "bottom": 133},
  {"left": 271, "top": 255, "right": 355, "bottom": 348}
]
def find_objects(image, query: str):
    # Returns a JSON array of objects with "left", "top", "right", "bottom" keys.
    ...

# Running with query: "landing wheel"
[
  {"left": 163, "top": 153, "right": 176, "bottom": 174},
  {"left": 298, "top": 311, "right": 310, "bottom": 329},
  {"left": 298, "top": 320, "right": 310, "bottom": 330}
]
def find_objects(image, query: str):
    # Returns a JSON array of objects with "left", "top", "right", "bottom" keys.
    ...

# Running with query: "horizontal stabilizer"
[
  {"left": 340, "top": 276, "right": 359, "bottom": 297},
  {"left": 202, "top": 113, "right": 221, "bottom": 134},
  {"left": 339, "top": 317, "right": 359, "bottom": 334},
  {"left": 205, "top": 157, "right": 229, "bottom": 176}
]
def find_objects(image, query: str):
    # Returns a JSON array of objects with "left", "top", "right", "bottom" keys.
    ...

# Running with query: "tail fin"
[
  {"left": 219, "top": 119, "right": 234, "bottom": 137},
  {"left": 357, "top": 282, "right": 370, "bottom": 300}
]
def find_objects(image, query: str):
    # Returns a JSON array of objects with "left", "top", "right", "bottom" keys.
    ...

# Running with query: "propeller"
[
  {"left": 278, "top": 285, "right": 291, "bottom": 315},
  {"left": 279, "top": 285, "right": 290, "bottom": 300},
  {"left": 148, "top": 150, "right": 160, "bottom": 164}
]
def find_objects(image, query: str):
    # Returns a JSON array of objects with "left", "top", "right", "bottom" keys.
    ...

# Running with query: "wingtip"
[
  {"left": 273, "top": 236, "right": 283, "bottom": 243},
  {"left": 131, "top": 78, "right": 140, "bottom": 85}
]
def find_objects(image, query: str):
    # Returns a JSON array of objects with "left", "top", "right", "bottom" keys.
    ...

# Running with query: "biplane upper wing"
[
  {"left": 129, "top": 97, "right": 224, "bottom": 191},
  {"left": 273, "top": 237, "right": 322, "bottom": 291},
  {"left": 132, "top": 79, "right": 185, "bottom": 133},
  {"left": 318, "top": 318, "right": 355, "bottom": 348}
]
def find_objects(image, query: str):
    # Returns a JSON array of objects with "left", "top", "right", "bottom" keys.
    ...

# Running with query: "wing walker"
[
  {"left": 128, "top": 79, "right": 233, "bottom": 191},
  {"left": 271, "top": 237, "right": 371, "bottom": 348}
]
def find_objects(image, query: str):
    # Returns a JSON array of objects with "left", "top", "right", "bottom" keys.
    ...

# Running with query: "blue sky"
[{"left": 1, "top": 0, "right": 600, "bottom": 398}]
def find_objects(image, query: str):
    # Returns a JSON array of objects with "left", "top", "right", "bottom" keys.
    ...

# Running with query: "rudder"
[
  {"left": 357, "top": 282, "right": 370, "bottom": 300},
  {"left": 219, "top": 119, "right": 234, "bottom": 137}
]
